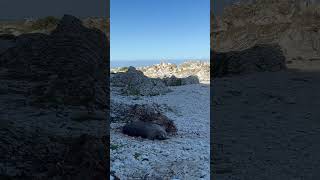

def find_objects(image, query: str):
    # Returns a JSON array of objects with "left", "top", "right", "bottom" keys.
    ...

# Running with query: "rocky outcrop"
[
  {"left": 111, "top": 66, "right": 170, "bottom": 96},
  {"left": 137, "top": 61, "right": 210, "bottom": 83},
  {"left": 162, "top": 75, "right": 200, "bottom": 86},
  {"left": 0, "top": 17, "right": 109, "bottom": 40},
  {"left": 1, "top": 14, "right": 109, "bottom": 110},
  {"left": 0, "top": 15, "right": 109, "bottom": 179},
  {"left": 212, "top": 0, "right": 320, "bottom": 62},
  {"left": 213, "top": 44, "right": 286, "bottom": 77}
]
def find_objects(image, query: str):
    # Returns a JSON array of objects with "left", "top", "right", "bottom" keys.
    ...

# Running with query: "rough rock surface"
[
  {"left": 213, "top": 0, "right": 320, "bottom": 62},
  {"left": 0, "top": 15, "right": 109, "bottom": 179},
  {"left": 0, "top": 17, "right": 109, "bottom": 39},
  {"left": 213, "top": 44, "right": 287, "bottom": 77},
  {"left": 1, "top": 14, "right": 109, "bottom": 110},
  {"left": 137, "top": 61, "right": 210, "bottom": 83},
  {"left": 111, "top": 66, "right": 170, "bottom": 96},
  {"left": 162, "top": 75, "right": 200, "bottom": 86}
]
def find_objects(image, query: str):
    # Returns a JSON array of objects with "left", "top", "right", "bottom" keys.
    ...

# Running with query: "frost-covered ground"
[{"left": 111, "top": 83, "right": 210, "bottom": 179}]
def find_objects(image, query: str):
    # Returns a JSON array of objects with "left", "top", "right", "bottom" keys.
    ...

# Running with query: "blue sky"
[{"left": 111, "top": 0, "right": 210, "bottom": 61}]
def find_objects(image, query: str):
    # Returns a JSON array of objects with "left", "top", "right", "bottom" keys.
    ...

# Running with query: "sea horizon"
[{"left": 111, "top": 59, "right": 209, "bottom": 68}]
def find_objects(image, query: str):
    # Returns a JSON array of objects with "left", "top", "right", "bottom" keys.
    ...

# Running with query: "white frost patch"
[{"left": 111, "top": 84, "right": 210, "bottom": 179}]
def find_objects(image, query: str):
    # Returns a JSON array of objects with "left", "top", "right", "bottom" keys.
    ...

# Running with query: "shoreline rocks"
[{"left": 137, "top": 61, "right": 210, "bottom": 83}]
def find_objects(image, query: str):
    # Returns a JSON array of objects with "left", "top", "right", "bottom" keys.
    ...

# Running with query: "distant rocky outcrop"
[
  {"left": 213, "top": 44, "right": 286, "bottom": 77},
  {"left": 137, "top": 61, "right": 210, "bottom": 83},
  {"left": 111, "top": 66, "right": 170, "bottom": 96},
  {"left": 212, "top": 0, "right": 320, "bottom": 62}
]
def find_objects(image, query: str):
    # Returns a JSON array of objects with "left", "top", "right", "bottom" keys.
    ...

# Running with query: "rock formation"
[
  {"left": 213, "top": 44, "right": 286, "bottom": 77},
  {"left": 162, "top": 75, "right": 200, "bottom": 86},
  {"left": 137, "top": 61, "right": 210, "bottom": 83},
  {"left": 1, "top": 14, "right": 109, "bottom": 111},
  {"left": 212, "top": 0, "right": 320, "bottom": 61},
  {"left": 0, "top": 14, "right": 109, "bottom": 179},
  {"left": 111, "top": 66, "right": 170, "bottom": 96}
]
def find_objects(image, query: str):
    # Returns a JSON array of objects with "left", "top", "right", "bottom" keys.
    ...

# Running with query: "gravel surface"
[
  {"left": 111, "top": 83, "right": 210, "bottom": 179},
  {"left": 212, "top": 69, "right": 320, "bottom": 179}
]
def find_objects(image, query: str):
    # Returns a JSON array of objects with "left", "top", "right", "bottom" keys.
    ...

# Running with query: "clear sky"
[{"left": 111, "top": 0, "right": 210, "bottom": 61}]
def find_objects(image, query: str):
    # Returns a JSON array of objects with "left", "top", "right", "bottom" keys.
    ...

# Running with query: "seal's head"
[{"left": 154, "top": 130, "right": 168, "bottom": 140}]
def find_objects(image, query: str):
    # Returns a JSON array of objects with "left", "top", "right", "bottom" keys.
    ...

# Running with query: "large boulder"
[
  {"left": 0, "top": 14, "right": 109, "bottom": 110},
  {"left": 111, "top": 66, "right": 170, "bottom": 96},
  {"left": 162, "top": 75, "right": 199, "bottom": 86},
  {"left": 213, "top": 44, "right": 286, "bottom": 77}
]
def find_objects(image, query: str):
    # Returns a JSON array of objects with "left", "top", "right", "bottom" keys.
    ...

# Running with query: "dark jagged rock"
[
  {"left": 111, "top": 66, "right": 170, "bottom": 96},
  {"left": 213, "top": 44, "right": 286, "bottom": 77},
  {"left": 0, "top": 14, "right": 109, "bottom": 110},
  {"left": 0, "top": 15, "right": 109, "bottom": 179},
  {"left": 162, "top": 75, "right": 200, "bottom": 86}
]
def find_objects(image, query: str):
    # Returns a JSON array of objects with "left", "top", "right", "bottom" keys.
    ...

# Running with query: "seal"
[{"left": 122, "top": 121, "right": 168, "bottom": 140}]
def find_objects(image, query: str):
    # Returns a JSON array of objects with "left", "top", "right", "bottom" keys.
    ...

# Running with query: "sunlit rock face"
[{"left": 137, "top": 61, "right": 210, "bottom": 83}]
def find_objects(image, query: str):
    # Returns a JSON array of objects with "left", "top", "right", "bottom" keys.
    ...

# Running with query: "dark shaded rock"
[
  {"left": 111, "top": 66, "right": 170, "bottom": 96},
  {"left": 122, "top": 121, "right": 168, "bottom": 140},
  {"left": 0, "top": 34, "right": 16, "bottom": 40},
  {"left": 0, "top": 14, "right": 109, "bottom": 110},
  {"left": 162, "top": 75, "right": 200, "bottom": 86},
  {"left": 0, "top": 15, "right": 109, "bottom": 179},
  {"left": 48, "top": 134, "right": 109, "bottom": 180},
  {"left": 213, "top": 44, "right": 286, "bottom": 78}
]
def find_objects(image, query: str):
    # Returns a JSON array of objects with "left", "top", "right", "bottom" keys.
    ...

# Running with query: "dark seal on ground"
[{"left": 122, "top": 121, "right": 168, "bottom": 140}]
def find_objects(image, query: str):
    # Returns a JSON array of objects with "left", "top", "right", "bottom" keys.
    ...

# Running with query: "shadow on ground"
[{"left": 211, "top": 68, "right": 320, "bottom": 179}]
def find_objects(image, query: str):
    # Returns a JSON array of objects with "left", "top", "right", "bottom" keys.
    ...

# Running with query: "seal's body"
[{"left": 122, "top": 121, "right": 168, "bottom": 140}]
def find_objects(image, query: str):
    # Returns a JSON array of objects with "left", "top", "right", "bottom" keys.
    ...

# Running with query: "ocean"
[{"left": 111, "top": 59, "right": 209, "bottom": 68}]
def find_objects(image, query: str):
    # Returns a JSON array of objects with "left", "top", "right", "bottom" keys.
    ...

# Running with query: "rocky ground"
[
  {"left": 212, "top": 67, "right": 320, "bottom": 179},
  {"left": 0, "top": 15, "right": 109, "bottom": 179},
  {"left": 110, "top": 65, "right": 210, "bottom": 179},
  {"left": 212, "top": 1, "right": 320, "bottom": 179}
]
